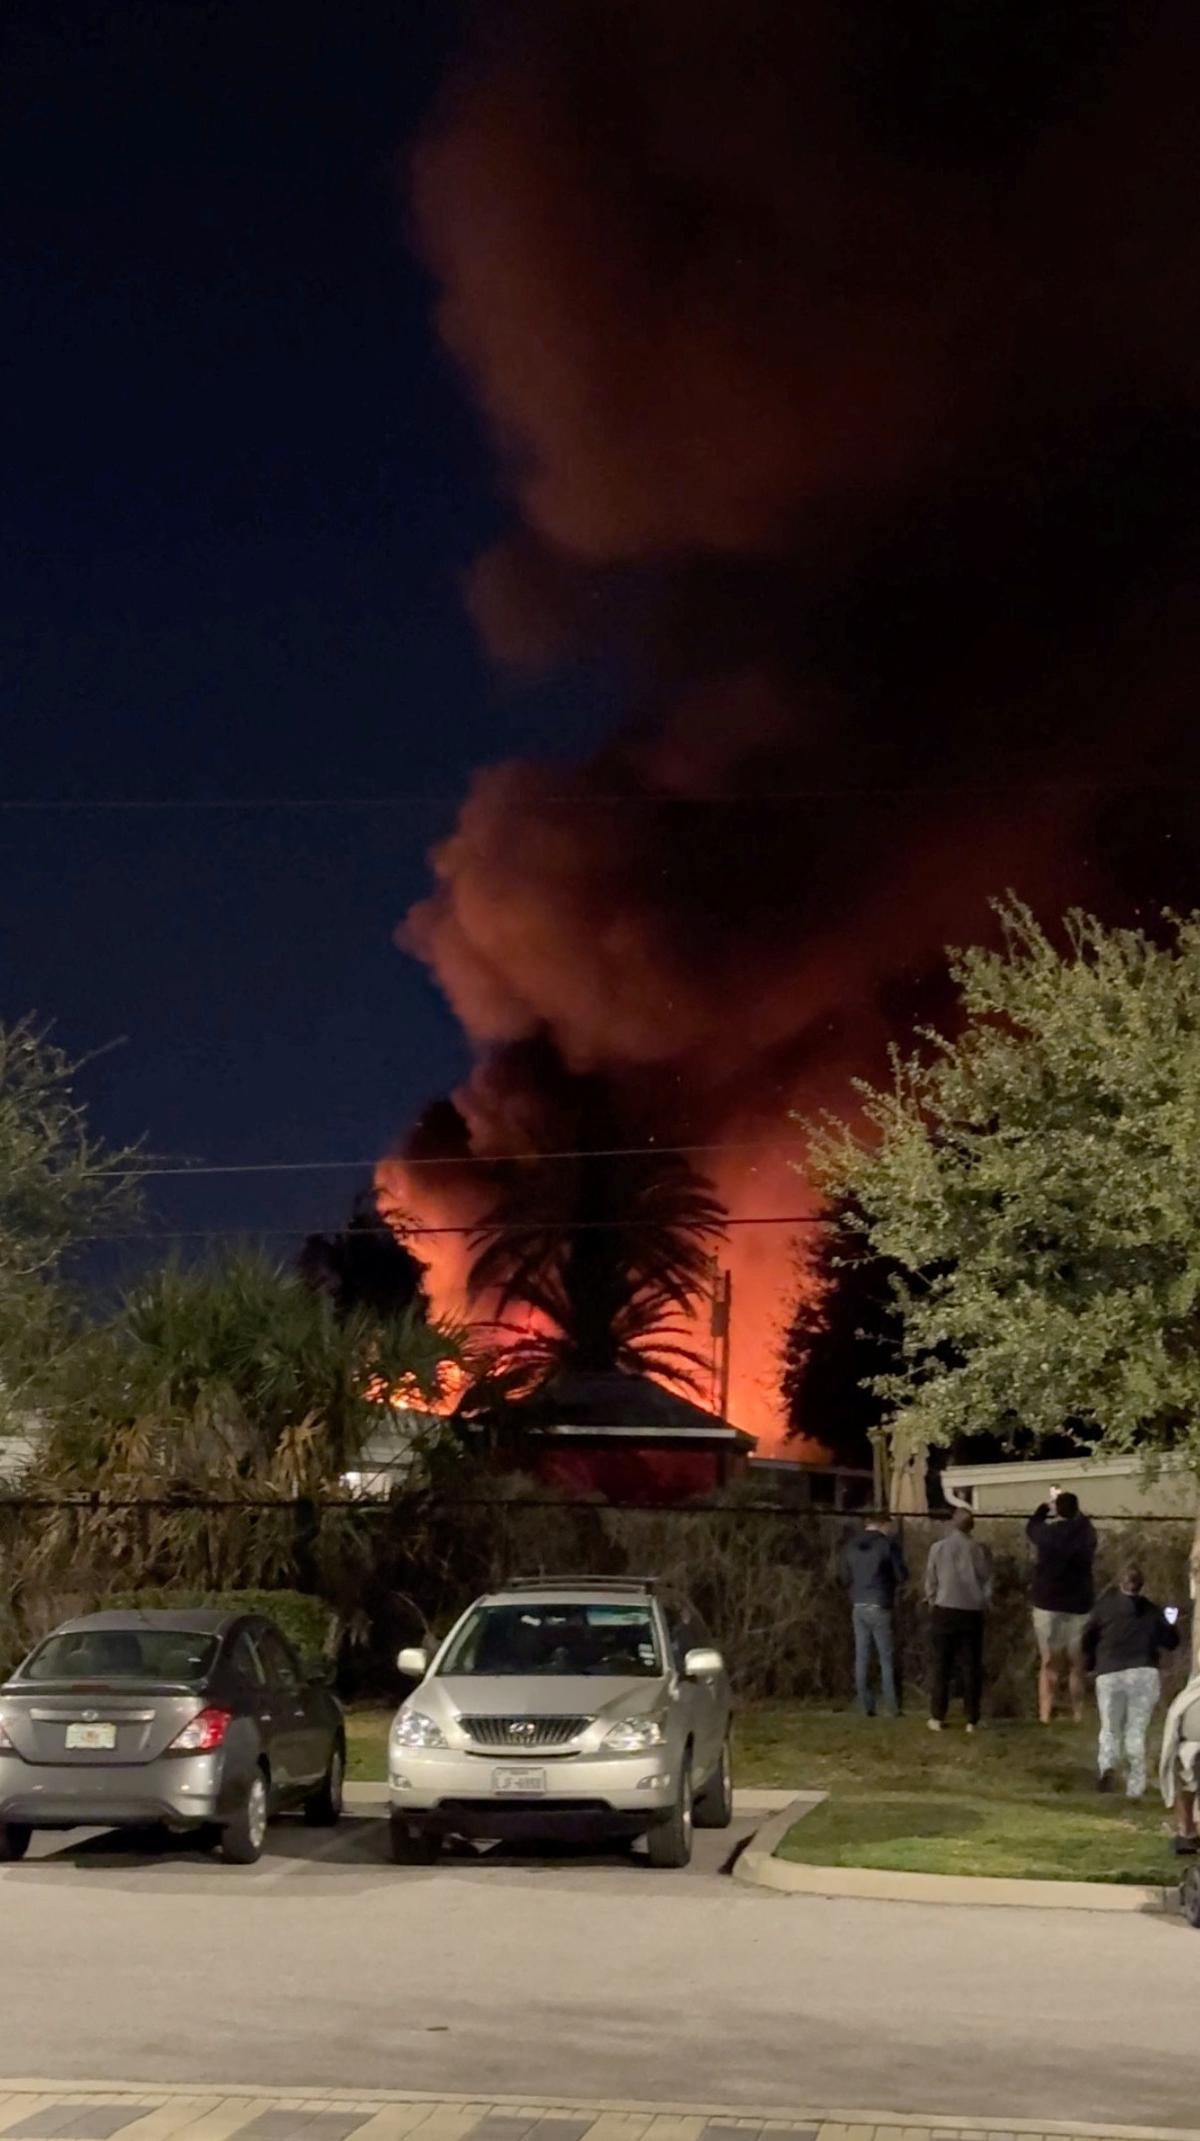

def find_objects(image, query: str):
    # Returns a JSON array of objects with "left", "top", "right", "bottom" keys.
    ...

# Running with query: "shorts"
[{"left": 1032, "top": 1608, "right": 1089, "bottom": 1661}]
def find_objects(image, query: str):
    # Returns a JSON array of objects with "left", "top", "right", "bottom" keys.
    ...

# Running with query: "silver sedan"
[{"left": 0, "top": 1607, "right": 344, "bottom": 1864}]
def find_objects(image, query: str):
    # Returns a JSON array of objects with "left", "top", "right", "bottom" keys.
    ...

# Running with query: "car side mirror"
[
  {"left": 305, "top": 1660, "right": 335, "bottom": 1688},
  {"left": 683, "top": 1646, "right": 724, "bottom": 1679},
  {"left": 397, "top": 1646, "right": 428, "bottom": 1678}
]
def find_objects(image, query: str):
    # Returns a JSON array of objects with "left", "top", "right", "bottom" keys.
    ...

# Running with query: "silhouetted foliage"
[{"left": 300, "top": 1188, "right": 429, "bottom": 1323}]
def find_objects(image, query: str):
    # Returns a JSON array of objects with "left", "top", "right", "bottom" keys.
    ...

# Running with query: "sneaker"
[
  {"left": 965, "top": 1722, "right": 982, "bottom": 1734},
  {"left": 1172, "top": 1835, "right": 1199, "bottom": 1857},
  {"left": 1097, "top": 1770, "right": 1115, "bottom": 1793},
  {"left": 927, "top": 1718, "right": 944, "bottom": 1732}
]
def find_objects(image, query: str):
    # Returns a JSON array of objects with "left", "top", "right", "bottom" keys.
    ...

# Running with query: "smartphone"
[{"left": 1165, "top": 1606, "right": 1180, "bottom": 1625}]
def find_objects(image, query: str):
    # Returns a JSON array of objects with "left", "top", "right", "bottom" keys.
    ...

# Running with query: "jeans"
[
  {"left": 852, "top": 1601, "right": 897, "bottom": 1715},
  {"left": 1096, "top": 1666, "right": 1161, "bottom": 1796},
  {"left": 929, "top": 1606, "right": 984, "bottom": 1724}
]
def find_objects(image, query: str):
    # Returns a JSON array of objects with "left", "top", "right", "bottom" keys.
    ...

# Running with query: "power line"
[
  {"left": 95, "top": 1213, "right": 826, "bottom": 1243},
  {"left": 0, "top": 776, "right": 1195, "bottom": 812},
  {"left": 113, "top": 1138, "right": 807, "bottom": 1180}
]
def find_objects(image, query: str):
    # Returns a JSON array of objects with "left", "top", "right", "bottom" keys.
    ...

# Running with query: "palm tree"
[
  {"left": 468, "top": 1132, "right": 726, "bottom": 1392},
  {"left": 46, "top": 1248, "right": 461, "bottom": 1491}
]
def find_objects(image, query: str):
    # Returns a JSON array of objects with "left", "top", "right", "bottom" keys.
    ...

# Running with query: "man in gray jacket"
[{"left": 925, "top": 1508, "right": 993, "bottom": 1731}]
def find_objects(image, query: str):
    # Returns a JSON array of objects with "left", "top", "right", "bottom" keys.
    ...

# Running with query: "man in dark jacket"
[
  {"left": 840, "top": 1515, "right": 907, "bottom": 1716},
  {"left": 1027, "top": 1489, "right": 1097, "bottom": 1723},
  {"left": 1083, "top": 1563, "right": 1179, "bottom": 1797}
]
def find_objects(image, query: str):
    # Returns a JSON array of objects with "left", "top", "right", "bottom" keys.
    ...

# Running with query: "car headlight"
[
  {"left": 392, "top": 1709, "right": 447, "bottom": 1750},
  {"left": 603, "top": 1717, "right": 666, "bottom": 1752}
]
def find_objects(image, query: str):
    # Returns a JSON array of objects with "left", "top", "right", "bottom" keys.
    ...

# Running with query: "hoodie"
[
  {"left": 1027, "top": 1505, "right": 1097, "bottom": 1614},
  {"left": 840, "top": 1529, "right": 908, "bottom": 1607},
  {"left": 1082, "top": 1589, "right": 1179, "bottom": 1676}
]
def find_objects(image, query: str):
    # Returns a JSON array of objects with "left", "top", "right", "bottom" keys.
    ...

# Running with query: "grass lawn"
[{"left": 767, "top": 1712, "right": 1181, "bottom": 1885}]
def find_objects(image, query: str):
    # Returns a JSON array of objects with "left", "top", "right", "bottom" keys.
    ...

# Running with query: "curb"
[
  {"left": 2, "top": 2087, "right": 1198, "bottom": 2141},
  {"left": 732, "top": 1796, "right": 1180, "bottom": 1914}
]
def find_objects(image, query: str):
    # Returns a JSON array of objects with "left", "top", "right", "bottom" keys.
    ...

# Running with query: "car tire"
[
  {"left": 647, "top": 1753, "right": 694, "bottom": 1869},
  {"left": 303, "top": 1743, "right": 345, "bottom": 1827},
  {"left": 220, "top": 1769, "right": 270, "bottom": 1865},
  {"left": 693, "top": 1732, "right": 734, "bottom": 1830},
  {"left": 1183, "top": 1865, "right": 1200, "bottom": 1930},
  {"left": 389, "top": 1814, "right": 440, "bottom": 1866},
  {"left": 0, "top": 1823, "right": 32, "bottom": 1863}
]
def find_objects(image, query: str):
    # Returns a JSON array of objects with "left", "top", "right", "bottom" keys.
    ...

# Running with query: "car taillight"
[{"left": 166, "top": 1707, "right": 232, "bottom": 1754}]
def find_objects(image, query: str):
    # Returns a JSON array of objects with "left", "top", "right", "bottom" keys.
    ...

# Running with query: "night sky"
[{"left": 2, "top": 1, "right": 613, "bottom": 1261}]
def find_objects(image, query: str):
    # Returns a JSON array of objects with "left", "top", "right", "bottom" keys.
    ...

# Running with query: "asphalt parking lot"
[
  {"left": 3, "top": 1805, "right": 1199, "bottom": 2129},
  {"left": 15, "top": 1807, "right": 757, "bottom": 1882}
]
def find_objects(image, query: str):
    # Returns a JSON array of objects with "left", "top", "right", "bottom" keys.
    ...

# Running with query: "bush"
[{"left": 100, "top": 1588, "right": 339, "bottom": 1665}]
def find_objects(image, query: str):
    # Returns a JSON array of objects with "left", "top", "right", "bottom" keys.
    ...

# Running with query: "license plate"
[
  {"left": 65, "top": 1722, "right": 117, "bottom": 1751},
  {"left": 492, "top": 1766, "right": 546, "bottom": 1795}
]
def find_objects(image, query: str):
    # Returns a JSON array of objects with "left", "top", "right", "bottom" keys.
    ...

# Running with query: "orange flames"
[
  {"left": 373, "top": 1143, "right": 814, "bottom": 1457},
  {"left": 364, "top": 1358, "right": 470, "bottom": 1418}
]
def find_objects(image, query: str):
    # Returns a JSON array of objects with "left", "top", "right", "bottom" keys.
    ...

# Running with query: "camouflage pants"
[{"left": 1096, "top": 1666, "right": 1160, "bottom": 1797}]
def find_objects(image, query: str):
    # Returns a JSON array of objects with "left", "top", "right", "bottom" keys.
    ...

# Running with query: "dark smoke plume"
[{"left": 388, "top": 0, "right": 1200, "bottom": 1444}]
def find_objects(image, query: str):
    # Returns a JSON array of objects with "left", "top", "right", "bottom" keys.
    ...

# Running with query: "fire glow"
[{"left": 378, "top": 1, "right": 1200, "bottom": 1460}]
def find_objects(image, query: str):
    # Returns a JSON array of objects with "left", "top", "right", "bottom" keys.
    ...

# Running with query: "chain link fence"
[{"left": 0, "top": 1490, "right": 1193, "bottom": 1712}]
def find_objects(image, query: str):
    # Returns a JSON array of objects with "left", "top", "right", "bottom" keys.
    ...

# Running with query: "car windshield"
[
  {"left": 22, "top": 1628, "right": 219, "bottom": 1684},
  {"left": 439, "top": 1602, "right": 661, "bottom": 1677}
]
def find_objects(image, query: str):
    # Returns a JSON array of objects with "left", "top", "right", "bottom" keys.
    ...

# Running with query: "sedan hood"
[{"left": 419, "top": 1675, "right": 665, "bottom": 1723}]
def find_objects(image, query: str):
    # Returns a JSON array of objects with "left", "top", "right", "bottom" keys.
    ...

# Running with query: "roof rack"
[{"left": 502, "top": 1574, "right": 659, "bottom": 1593}]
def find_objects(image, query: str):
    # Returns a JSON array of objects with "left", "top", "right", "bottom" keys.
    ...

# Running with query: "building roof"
[{"left": 504, "top": 1369, "right": 755, "bottom": 1446}]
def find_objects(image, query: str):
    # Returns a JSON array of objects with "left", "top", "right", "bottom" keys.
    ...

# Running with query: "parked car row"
[{"left": 0, "top": 1579, "right": 733, "bottom": 1871}]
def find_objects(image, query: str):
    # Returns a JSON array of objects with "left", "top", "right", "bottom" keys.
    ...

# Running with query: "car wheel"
[
  {"left": 389, "top": 1814, "right": 440, "bottom": 1866},
  {"left": 693, "top": 1732, "right": 734, "bottom": 1830},
  {"left": 303, "top": 1743, "right": 345, "bottom": 1827},
  {"left": 0, "top": 1823, "right": 32, "bottom": 1863},
  {"left": 220, "top": 1770, "right": 270, "bottom": 1865},
  {"left": 1183, "top": 1865, "right": 1200, "bottom": 1930},
  {"left": 647, "top": 1753, "right": 694, "bottom": 1869}
]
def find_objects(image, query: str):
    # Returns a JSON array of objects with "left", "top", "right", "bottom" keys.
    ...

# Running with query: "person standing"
[
  {"left": 1082, "top": 1564, "right": 1179, "bottom": 1797},
  {"left": 840, "top": 1514, "right": 908, "bottom": 1716},
  {"left": 1027, "top": 1488, "right": 1097, "bottom": 1723},
  {"left": 925, "top": 1507, "right": 992, "bottom": 1731}
]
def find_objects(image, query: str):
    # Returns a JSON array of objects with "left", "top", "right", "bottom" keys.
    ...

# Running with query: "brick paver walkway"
[{"left": 0, "top": 2087, "right": 1193, "bottom": 2141}]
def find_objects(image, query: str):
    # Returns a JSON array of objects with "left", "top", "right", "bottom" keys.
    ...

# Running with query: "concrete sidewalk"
[{"left": 1, "top": 2085, "right": 1197, "bottom": 2141}]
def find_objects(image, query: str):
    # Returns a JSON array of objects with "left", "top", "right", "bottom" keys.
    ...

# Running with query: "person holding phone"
[
  {"left": 1028, "top": 1487, "right": 1098, "bottom": 1723},
  {"left": 1082, "top": 1563, "right": 1180, "bottom": 1797}
]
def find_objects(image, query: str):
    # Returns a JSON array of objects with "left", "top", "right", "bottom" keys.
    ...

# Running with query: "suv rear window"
[
  {"left": 23, "top": 1628, "right": 219, "bottom": 1684},
  {"left": 440, "top": 1602, "right": 661, "bottom": 1677}
]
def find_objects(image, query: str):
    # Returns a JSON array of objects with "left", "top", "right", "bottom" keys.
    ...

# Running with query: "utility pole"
[{"left": 710, "top": 1263, "right": 733, "bottom": 1420}]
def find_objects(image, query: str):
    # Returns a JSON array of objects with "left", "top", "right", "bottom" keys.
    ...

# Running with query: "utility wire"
[
  {"left": 94, "top": 1213, "right": 826, "bottom": 1243},
  {"left": 110, "top": 1138, "right": 807, "bottom": 1180},
  {"left": 0, "top": 777, "right": 1192, "bottom": 811}
]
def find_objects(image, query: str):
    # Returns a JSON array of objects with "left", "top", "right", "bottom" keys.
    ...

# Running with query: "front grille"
[{"left": 460, "top": 1714, "right": 590, "bottom": 1749}]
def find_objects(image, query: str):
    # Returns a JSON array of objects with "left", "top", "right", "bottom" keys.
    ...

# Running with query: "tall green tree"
[
  {"left": 809, "top": 900, "right": 1200, "bottom": 1639},
  {"left": 0, "top": 1017, "right": 144, "bottom": 1424}
]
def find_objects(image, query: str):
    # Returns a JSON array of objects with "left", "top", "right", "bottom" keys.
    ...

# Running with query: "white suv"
[{"left": 386, "top": 1577, "right": 733, "bottom": 1868}]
